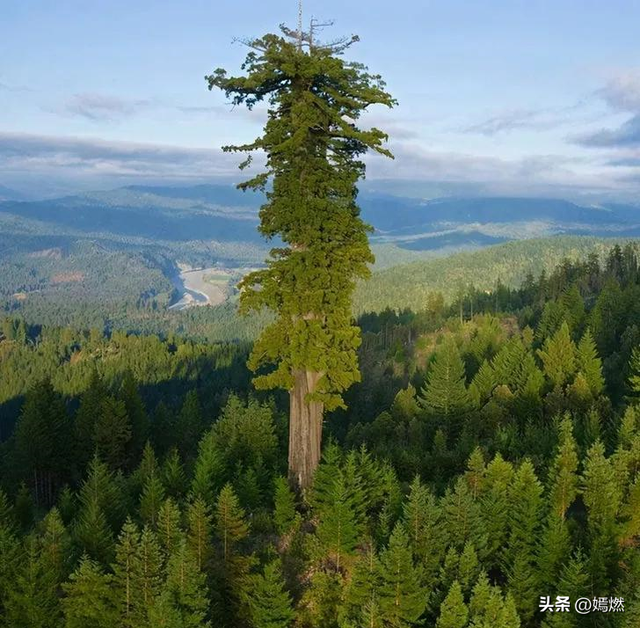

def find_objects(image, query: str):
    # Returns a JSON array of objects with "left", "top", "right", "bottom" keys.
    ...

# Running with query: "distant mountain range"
[
  {"left": 1, "top": 184, "right": 638, "bottom": 256},
  {"left": 1, "top": 181, "right": 637, "bottom": 338},
  {"left": 0, "top": 185, "right": 27, "bottom": 202}
]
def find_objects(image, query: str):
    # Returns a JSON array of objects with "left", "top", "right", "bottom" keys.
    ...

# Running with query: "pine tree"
[
  {"left": 437, "top": 581, "right": 468, "bottom": 628},
  {"left": 13, "top": 380, "right": 71, "bottom": 507},
  {"left": 208, "top": 23, "right": 396, "bottom": 490},
  {"left": 62, "top": 556, "right": 118, "bottom": 628},
  {"left": 458, "top": 542, "right": 481, "bottom": 594},
  {"left": 465, "top": 449, "right": 486, "bottom": 499},
  {"left": 504, "top": 460, "right": 542, "bottom": 623},
  {"left": 215, "top": 483, "right": 249, "bottom": 562},
  {"left": 94, "top": 395, "right": 132, "bottom": 471},
  {"left": 442, "top": 478, "right": 486, "bottom": 557},
  {"left": 113, "top": 520, "right": 163, "bottom": 627},
  {"left": 211, "top": 395, "right": 280, "bottom": 473},
  {"left": 538, "top": 419, "right": 579, "bottom": 588},
  {"left": 135, "top": 441, "right": 159, "bottom": 491},
  {"left": 377, "top": 524, "right": 426, "bottom": 627},
  {"left": 492, "top": 336, "right": 542, "bottom": 396},
  {"left": 538, "top": 322, "right": 577, "bottom": 388},
  {"left": 186, "top": 497, "right": 213, "bottom": 572},
  {"left": 315, "top": 473, "right": 360, "bottom": 571},
  {"left": 542, "top": 551, "right": 589, "bottom": 628},
  {"left": 310, "top": 442, "right": 343, "bottom": 511},
  {"left": 74, "top": 370, "right": 107, "bottom": 469},
  {"left": 154, "top": 540, "right": 211, "bottom": 628},
  {"left": 576, "top": 329, "right": 605, "bottom": 396},
  {"left": 191, "top": 430, "right": 226, "bottom": 505},
  {"left": 469, "top": 360, "right": 496, "bottom": 407},
  {"left": 536, "top": 300, "right": 566, "bottom": 341},
  {"left": 235, "top": 465, "right": 263, "bottom": 511},
  {"left": 39, "top": 507, "right": 72, "bottom": 582},
  {"left": 339, "top": 544, "right": 382, "bottom": 628},
  {"left": 177, "top": 390, "right": 204, "bottom": 459},
  {"left": 136, "top": 525, "right": 164, "bottom": 612},
  {"left": 273, "top": 476, "right": 300, "bottom": 536},
  {"left": 120, "top": 371, "right": 149, "bottom": 462},
  {"left": 561, "top": 284, "right": 585, "bottom": 334},
  {"left": 480, "top": 454, "right": 514, "bottom": 569},
  {"left": 468, "top": 574, "right": 521, "bottom": 628},
  {"left": 582, "top": 441, "right": 622, "bottom": 592},
  {"left": 468, "top": 572, "right": 492, "bottom": 619},
  {"left": 162, "top": 448, "right": 188, "bottom": 499},
  {"left": 630, "top": 347, "right": 640, "bottom": 396},
  {"left": 5, "top": 536, "right": 61, "bottom": 628},
  {"left": 402, "top": 476, "right": 446, "bottom": 584},
  {"left": 74, "top": 457, "right": 123, "bottom": 564},
  {"left": 537, "top": 512, "right": 572, "bottom": 593},
  {"left": 244, "top": 560, "right": 295, "bottom": 628},
  {"left": 140, "top": 472, "right": 166, "bottom": 528},
  {"left": 548, "top": 418, "right": 580, "bottom": 520},
  {"left": 155, "top": 497, "right": 182, "bottom": 555},
  {"left": 340, "top": 450, "right": 370, "bottom": 530},
  {"left": 113, "top": 519, "right": 140, "bottom": 626},
  {"left": 419, "top": 338, "right": 470, "bottom": 419}
]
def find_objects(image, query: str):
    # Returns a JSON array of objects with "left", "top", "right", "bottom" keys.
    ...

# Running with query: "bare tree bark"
[{"left": 289, "top": 369, "right": 323, "bottom": 491}]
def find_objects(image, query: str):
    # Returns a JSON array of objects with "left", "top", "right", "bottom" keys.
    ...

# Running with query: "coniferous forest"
[
  {"left": 2, "top": 12, "right": 640, "bottom": 628},
  {"left": 1, "top": 242, "right": 640, "bottom": 627}
]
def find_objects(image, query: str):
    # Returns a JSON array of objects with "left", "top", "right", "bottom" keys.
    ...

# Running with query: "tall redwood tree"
[{"left": 207, "top": 23, "right": 395, "bottom": 490}]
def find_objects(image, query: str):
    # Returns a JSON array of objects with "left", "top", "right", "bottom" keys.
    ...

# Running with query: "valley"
[
  {"left": 0, "top": 182, "right": 638, "bottom": 341},
  {"left": 168, "top": 265, "right": 240, "bottom": 311}
]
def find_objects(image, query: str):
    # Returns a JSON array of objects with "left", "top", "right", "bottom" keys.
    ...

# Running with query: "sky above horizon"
[{"left": 2, "top": 0, "right": 640, "bottom": 201}]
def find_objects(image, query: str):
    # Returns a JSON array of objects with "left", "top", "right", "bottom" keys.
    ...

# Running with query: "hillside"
[
  {"left": 1, "top": 181, "right": 638, "bottom": 339},
  {"left": 1, "top": 246, "right": 640, "bottom": 626},
  {"left": 2, "top": 185, "right": 639, "bottom": 257},
  {"left": 354, "top": 236, "right": 618, "bottom": 313}
]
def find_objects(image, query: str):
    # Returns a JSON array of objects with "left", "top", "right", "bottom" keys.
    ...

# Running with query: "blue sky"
[{"left": 2, "top": 0, "right": 640, "bottom": 200}]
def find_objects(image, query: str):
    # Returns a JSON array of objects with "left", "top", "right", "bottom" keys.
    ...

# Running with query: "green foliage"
[
  {"left": 315, "top": 473, "right": 361, "bottom": 571},
  {"left": 576, "top": 329, "right": 605, "bottom": 396},
  {"left": 208, "top": 27, "right": 395, "bottom": 411},
  {"left": 74, "top": 457, "right": 118, "bottom": 563},
  {"left": 186, "top": 498, "right": 213, "bottom": 572},
  {"left": 62, "top": 556, "right": 118, "bottom": 628},
  {"left": 538, "top": 322, "right": 577, "bottom": 388},
  {"left": 156, "top": 497, "right": 182, "bottom": 556},
  {"left": 582, "top": 440, "right": 622, "bottom": 591},
  {"left": 0, "top": 242, "right": 637, "bottom": 627},
  {"left": 94, "top": 396, "right": 132, "bottom": 471},
  {"left": 12, "top": 380, "right": 72, "bottom": 507},
  {"left": 419, "top": 338, "right": 470, "bottom": 419},
  {"left": 377, "top": 525, "right": 426, "bottom": 627},
  {"left": 339, "top": 544, "right": 382, "bottom": 628},
  {"left": 630, "top": 347, "right": 640, "bottom": 396},
  {"left": 244, "top": 561, "right": 295, "bottom": 628},
  {"left": 437, "top": 581, "right": 468, "bottom": 628},
  {"left": 215, "top": 484, "right": 249, "bottom": 562},
  {"left": 402, "top": 476, "right": 446, "bottom": 583},
  {"left": 176, "top": 390, "right": 204, "bottom": 459},
  {"left": 273, "top": 477, "right": 300, "bottom": 536},
  {"left": 156, "top": 540, "right": 211, "bottom": 628}
]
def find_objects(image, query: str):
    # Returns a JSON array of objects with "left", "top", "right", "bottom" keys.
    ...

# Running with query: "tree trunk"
[{"left": 289, "top": 368, "right": 324, "bottom": 492}]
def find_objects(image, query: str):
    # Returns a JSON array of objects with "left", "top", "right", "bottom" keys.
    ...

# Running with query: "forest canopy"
[{"left": 0, "top": 242, "right": 639, "bottom": 626}]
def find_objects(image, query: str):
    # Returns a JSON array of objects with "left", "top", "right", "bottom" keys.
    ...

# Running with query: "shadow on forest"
[{"left": 0, "top": 352, "right": 258, "bottom": 445}]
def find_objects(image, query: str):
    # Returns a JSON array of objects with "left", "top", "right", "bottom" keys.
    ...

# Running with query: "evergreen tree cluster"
[{"left": 0, "top": 247, "right": 638, "bottom": 626}]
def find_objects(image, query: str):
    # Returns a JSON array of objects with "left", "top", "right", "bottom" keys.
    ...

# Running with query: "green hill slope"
[{"left": 354, "top": 236, "right": 622, "bottom": 313}]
